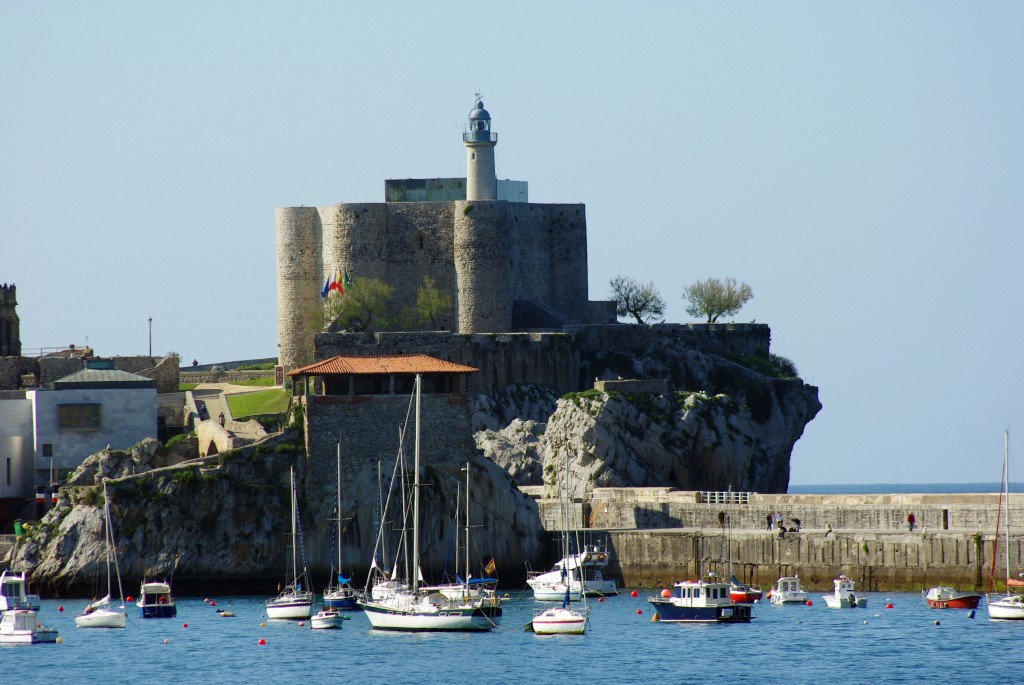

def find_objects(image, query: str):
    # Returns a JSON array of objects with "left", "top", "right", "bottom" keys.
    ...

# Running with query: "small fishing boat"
[
  {"left": 648, "top": 573, "right": 752, "bottom": 623},
  {"left": 823, "top": 575, "right": 867, "bottom": 609},
  {"left": 924, "top": 586, "right": 982, "bottom": 609},
  {"left": 310, "top": 608, "right": 342, "bottom": 629},
  {"left": 137, "top": 580, "right": 177, "bottom": 618},
  {"left": 0, "top": 570, "right": 41, "bottom": 612},
  {"left": 729, "top": 576, "right": 763, "bottom": 604},
  {"left": 770, "top": 575, "right": 808, "bottom": 605},
  {"left": 0, "top": 609, "right": 58, "bottom": 644}
]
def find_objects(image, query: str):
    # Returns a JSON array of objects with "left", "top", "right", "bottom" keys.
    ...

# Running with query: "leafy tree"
[
  {"left": 609, "top": 275, "right": 666, "bottom": 324},
  {"left": 683, "top": 277, "right": 753, "bottom": 323},
  {"left": 323, "top": 276, "right": 394, "bottom": 332},
  {"left": 415, "top": 276, "right": 453, "bottom": 329}
]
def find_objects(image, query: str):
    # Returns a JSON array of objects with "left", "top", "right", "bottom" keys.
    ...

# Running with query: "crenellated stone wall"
[{"left": 0, "top": 355, "right": 179, "bottom": 393}]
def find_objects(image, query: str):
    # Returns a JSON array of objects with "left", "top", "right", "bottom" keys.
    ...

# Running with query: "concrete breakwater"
[{"left": 530, "top": 488, "right": 1024, "bottom": 592}]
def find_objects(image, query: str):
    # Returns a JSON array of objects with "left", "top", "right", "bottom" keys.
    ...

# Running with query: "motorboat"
[
  {"left": 823, "top": 575, "right": 867, "bottom": 609},
  {"left": 0, "top": 570, "right": 41, "bottom": 612},
  {"left": 925, "top": 586, "right": 981, "bottom": 609},
  {"left": 770, "top": 575, "right": 808, "bottom": 605},
  {"left": 729, "top": 576, "right": 763, "bottom": 603},
  {"left": 987, "top": 593, "right": 1024, "bottom": 620},
  {"left": 527, "top": 543, "right": 618, "bottom": 600},
  {"left": 647, "top": 574, "right": 752, "bottom": 623},
  {"left": 531, "top": 604, "right": 588, "bottom": 635},
  {"left": 310, "top": 608, "right": 342, "bottom": 629},
  {"left": 0, "top": 609, "right": 58, "bottom": 644},
  {"left": 137, "top": 580, "right": 177, "bottom": 618}
]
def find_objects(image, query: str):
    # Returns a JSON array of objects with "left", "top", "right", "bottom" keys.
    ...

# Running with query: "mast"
[
  {"left": 465, "top": 461, "right": 471, "bottom": 589},
  {"left": 411, "top": 374, "right": 421, "bottom": 594},
  {"left": 336, "top": 444, "right": 343, "bottom": 578},
  {"left": 1005, "top": 429, "right": 1011, "bottom": 590},
  {"left": 290, "top": 465, "right": 298, "bottom": 587}
]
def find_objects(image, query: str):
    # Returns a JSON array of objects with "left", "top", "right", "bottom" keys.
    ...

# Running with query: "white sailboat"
[
  {"left": 76, "top": 481, "right": 127, "bottom": 629},
  {"left": 987, "top": 429, "right": 1024, "bottom": 620},
  {"left": 357, "top": 374, "right": 502, "bottom": 631},
  {"left": 322, "top": 445, "right": 360, "bottom": 611},
  {"left": 531, "top": 445, "right": 588, "bottom": 635},
  {"left": 266, "top": 465, "right": 314, "bottom": 620}
]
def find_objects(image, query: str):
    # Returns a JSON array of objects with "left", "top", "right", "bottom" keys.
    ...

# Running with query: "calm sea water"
[
  {"left": 5, "top": 591, "right": 1023, "bottom": 684},
  {"left": 788, "top": 482, "right": 1022, "bottom": 494}
]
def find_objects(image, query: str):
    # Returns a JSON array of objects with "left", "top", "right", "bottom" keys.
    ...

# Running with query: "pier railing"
[{"left": 699, "top": 491, "right": 753, "bottom": 505}]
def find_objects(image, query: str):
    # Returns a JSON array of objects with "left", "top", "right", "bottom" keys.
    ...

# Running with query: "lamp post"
[{"left": 148, "top": 317, "right": 152, "bottom": 356}]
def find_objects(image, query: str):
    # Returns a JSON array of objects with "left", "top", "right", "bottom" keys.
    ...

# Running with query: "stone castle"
[
  {"left": 0, "top": 284, "right": 20, "bottom": 358},
  {"left": 275, "top": 98, "right": 615, "bottom": 371}
]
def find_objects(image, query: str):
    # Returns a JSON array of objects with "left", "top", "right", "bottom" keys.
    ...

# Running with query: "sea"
[{"left": 7, "top": 482, "right": 1023, "bottom": 684}]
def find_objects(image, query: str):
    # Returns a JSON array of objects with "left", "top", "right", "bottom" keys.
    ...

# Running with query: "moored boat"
[
  {"left": 729, "top": 575, "right": 763, "bottom": 603},
  {"left": 0, "top": 570, "right": 41, "bottom": 612},
  {"left": 527, "top": 544, "right": 618, "bottom": 600},
  {"left": 0, "top": 609, "right": 58, "bottom": 644},
  {"left": 925, "top": 586, "right": 981, "bottom": 609},
  {"left": 823, "top": 575, "right": 867, "bottom": 609},
  {"left": 322, "top": 446, "right": 362, "bottom": 611},
  {"left": 986, "top": 431, "right": 1024, "bottom": 620},
  {"left": 137, "top": 581, "right": 176, "bottom": 618},
  {"left": 310, "top": 608, "right": 342, "bottom": 629},
  {"left": 770, "top": 575, "right": 808, "bottom": 605},
  {"left": 266, "top": 466, "right": 314, "bottom": 620},
  {"left": 76, "top": 481, "right": 127, "bottom": 629},
  {"left": 648, "top": 574, "right": 752, "bottom": 623}
]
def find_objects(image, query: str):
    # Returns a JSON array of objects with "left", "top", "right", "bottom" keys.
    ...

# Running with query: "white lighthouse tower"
[{"left": 463, "top": 96, "right": 498, "bottom": 200}]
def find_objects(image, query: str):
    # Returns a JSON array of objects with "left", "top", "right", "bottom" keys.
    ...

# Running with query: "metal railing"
[{"left": 699, "top": 491, "right": 753, "bottom": 505}]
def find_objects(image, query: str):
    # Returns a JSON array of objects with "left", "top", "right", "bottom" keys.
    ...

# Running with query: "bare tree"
[
  {"left": 610, "top": 275, "right": 666, "bottom": 324},
  {"left": 683, "top": 277, "right": 753, "bottom": 323}
]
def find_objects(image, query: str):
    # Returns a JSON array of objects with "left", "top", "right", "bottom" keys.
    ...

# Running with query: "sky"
[{"left": 2, "top": 2, "right": 1022, "bottom": 485}]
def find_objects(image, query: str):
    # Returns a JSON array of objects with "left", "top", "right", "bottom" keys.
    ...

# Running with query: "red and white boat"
[
  {"left": 925, "top": 586, "right": 982, "bottom": 609},
  {"left": 729, "top": 576, "right": 763, "bottom": 603}
]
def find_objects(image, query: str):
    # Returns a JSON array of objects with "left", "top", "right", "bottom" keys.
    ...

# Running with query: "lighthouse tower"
[{"left": 463, "top": 97, "right": 498, "bottom": 200}]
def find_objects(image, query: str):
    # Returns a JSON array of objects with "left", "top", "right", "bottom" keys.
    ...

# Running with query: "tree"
[
  {"left": 322, "top": 276, "right": 394, "bottom": 332},
  {"left": 683, "top": 277, "right": 754, "bottom": 323},
  {"left": 414, "top": 276, "right": 453, "bottom": 330},
  {"left": 609, "top": 275, "right": 666, "bottom": 324}
]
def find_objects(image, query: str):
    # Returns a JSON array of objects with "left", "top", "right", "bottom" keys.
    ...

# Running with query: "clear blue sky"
[{"left": 3, "top": 2, "right": 1022, "bottom": 485}]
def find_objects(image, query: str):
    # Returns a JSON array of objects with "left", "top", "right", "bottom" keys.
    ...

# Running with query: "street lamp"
[{"left": 148, "top": 317, "right": 152, "bottom": 356}]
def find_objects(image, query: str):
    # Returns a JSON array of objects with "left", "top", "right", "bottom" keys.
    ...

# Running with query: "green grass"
[
  {"left": 228, "top": 389, "right": 291, "bottom": 419},
  {"left": 180, "top": 383, "right": 199, "bottom": 391},
  {"left": 230, "top": 377, "right": 277, "bottom": 387}
]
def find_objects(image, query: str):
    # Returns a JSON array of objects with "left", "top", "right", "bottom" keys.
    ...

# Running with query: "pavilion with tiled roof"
[{"left": 287, "top": 353, "right": 478, "bottom": 397}]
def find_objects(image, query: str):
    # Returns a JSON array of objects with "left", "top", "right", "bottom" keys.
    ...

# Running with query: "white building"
[{"left": 0, "top": 359, "right": 157, "bottom": 501}]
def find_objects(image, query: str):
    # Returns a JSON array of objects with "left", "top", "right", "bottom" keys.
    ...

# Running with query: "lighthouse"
[{"left": 463, "top": 97, "right": 498, "bottom": 200}]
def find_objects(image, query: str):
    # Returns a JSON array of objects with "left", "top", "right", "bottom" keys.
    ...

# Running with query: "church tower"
[
  {"left": 0, "top": 283, "right": 21, "bottom": 357},
  {"left": 463, "top": 96, "right": 498, "bottom": 200}
]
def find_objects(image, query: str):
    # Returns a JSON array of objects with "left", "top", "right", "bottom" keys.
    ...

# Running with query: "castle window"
[{"left": 58, "top": 404, "right": 102, "bottom": 430}]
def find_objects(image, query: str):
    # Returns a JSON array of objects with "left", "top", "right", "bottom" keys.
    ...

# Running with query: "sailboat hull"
[
  {"left": 532, "top": 606, "right": 587, "bottom": 634},
  {"left": 75, "top": 608, "right": 127, "bottom": 629},
  {"left": 358, "top": 600, "right": 501, "bottom": 631},
  {"left": 266, "top": 593, "right": 314, "bottom": 620},
  {"left": 987, "top": 594, "right": 1024, "bottom": 620}
]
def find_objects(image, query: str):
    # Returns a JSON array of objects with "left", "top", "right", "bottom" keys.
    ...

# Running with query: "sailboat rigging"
[
  {"left": 323, "top": 444, "right": 361, "bottom": 611},
  {"left": 75, "top": 480, "right": 127, "bottom": 629},
  {"left": 987, "top": 429, "right": 1024, "bottom": 620},
  {"left": 266, "top": 465, "right": 314, "bottom": 620}
]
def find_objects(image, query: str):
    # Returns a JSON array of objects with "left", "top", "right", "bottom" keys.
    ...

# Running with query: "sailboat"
[
  {"left": 531, "top": 445, "right": 588, "bottom": 635},
  {"left": 266, "top": 465, "right": 314, "bottom": 620},
  {"left": 322, "top": 445, "right": 361, "bottom": 611},
  {"left": 76, "top": 481, "right": 127, "bottom": 628},
  {"left": 987, "top": 429, "right": 1024, "bottom": 620},
  {"left": 357, "top": 374, "right": 503, "bottom": 631}
]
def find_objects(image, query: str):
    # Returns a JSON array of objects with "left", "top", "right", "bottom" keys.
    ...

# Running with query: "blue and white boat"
[
  {"left": 322, "top": 446, "right": 361, "bottom": 611},
  {"left": 137, "top": 580, "right": 176, "bottom": 618},
  {"left": 647, "top": 573, "right": 752, "bottom": 623}
]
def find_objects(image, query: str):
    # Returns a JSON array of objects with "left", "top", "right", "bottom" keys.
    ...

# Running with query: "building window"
[
  {"left": 58, "top": 404, "right": 102, "bottom": 430},
  {"left": 42, "top": 444, "right": 52, "bottom": 457}
]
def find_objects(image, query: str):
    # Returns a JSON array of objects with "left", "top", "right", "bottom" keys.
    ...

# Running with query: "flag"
[
  {"left": 343, "top": 270, "right": 352, "bottom": 290},
  {"left": 484, "top": 557, "right": 496, "bottom": 576},
  {"left": 320, "top": 276, "right": 331, "bottom": 300},
  {"left": 329, "top": 270, "right": 345, "bottom": 295}
]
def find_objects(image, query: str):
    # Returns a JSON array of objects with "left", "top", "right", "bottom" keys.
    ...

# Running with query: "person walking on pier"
[
  {"left": 907, "top": 512, "right": 916, "bottom": 532},
  {"left": 767, "top": 513, "right": 773, "bottom": 531}
]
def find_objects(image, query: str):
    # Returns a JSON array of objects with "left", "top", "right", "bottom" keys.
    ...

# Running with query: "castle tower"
[
  {"left": 463, "top": 97, "right": 498, "bottom": 201},
  {"left": 0, "top": 283, "right": 21, "bottom": 357}
]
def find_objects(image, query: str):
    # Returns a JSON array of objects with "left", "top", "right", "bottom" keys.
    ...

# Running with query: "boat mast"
[
  {"left": 465, "top": 460, "right": 471, "bottom": 588},
  {"left": 411, "top": 374, "right": 421, "bottom": 594},
  {"left": 1005, "top": 429, "right": 1011, "bottom": 591},
  {"left": 290, "top": 465, "right": 298, "bottom": 587},
  {"left": 336, "top": 444, "right": 343, "bottom": 579}
]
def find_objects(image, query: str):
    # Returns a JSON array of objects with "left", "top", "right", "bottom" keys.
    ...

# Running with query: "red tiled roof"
[{"left": 287, "top": 354, "right": 479, "bottom": 376}]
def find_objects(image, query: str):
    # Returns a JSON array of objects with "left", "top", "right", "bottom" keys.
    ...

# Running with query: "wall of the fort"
[
  {"left": 313, "top": 331, "right": 581, "bottom": 396},
  {"left": 565, "top": 323, "right": 771, "bottom": 360},
  {"left": 276, "top": 200, "right": 596, "bottom": 370},
  {"left": 0, "top": 356, "right": 179, "bottom": 394}
]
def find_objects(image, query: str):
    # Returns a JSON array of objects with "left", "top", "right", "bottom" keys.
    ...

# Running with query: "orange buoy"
[
  {"left": 636, "top": 609, "right": 643, "bottom": 615},
  {"left": 598, "top": 597, "right": 604, "bottom": 603},
  {"left": 886, "top": 603, "right": 894, "bottom": 609},
  {"left": 210, "top": 600, "right": 216, "bottom": 607},
  {"left": 660, "top": 588, "right": 671, "bottom": 598},
  {"left": 258, "top": 638, "right": 266, "bottom": 645},
  {"left": 805, "top": 600, "right": 813, "bottom": 606},
  {"left": 630, "top": 590, "right": 638, "bottom": 598},
  {"left": 126, "top": 596, "right": 133, "bottom": 602}
]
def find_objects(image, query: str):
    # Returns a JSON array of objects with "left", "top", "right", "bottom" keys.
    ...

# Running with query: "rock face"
[
  {"left": 9, "top": 432, "right": 544, "bottom": 594},
  {"left": 474, "top": 346, "right": 821, "bottom": 496}
]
